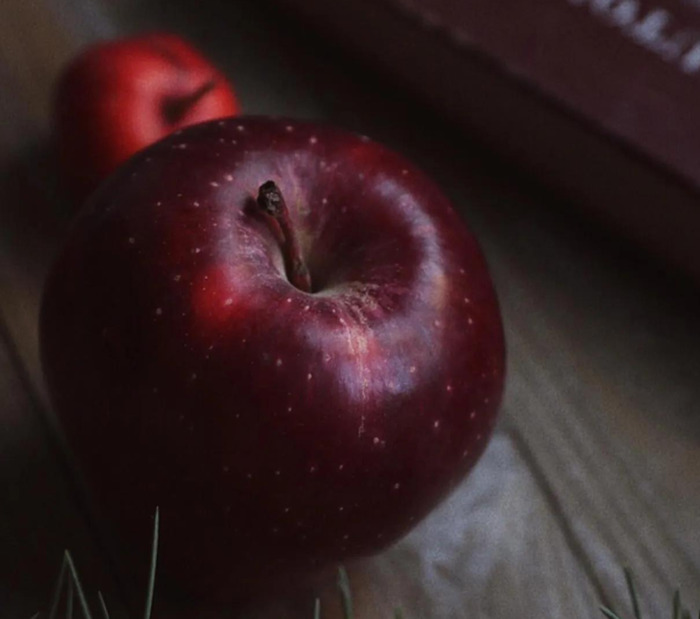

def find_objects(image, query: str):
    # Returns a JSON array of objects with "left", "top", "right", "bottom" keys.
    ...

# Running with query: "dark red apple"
[
  {"left": 53, "top": 32, "right": 239, "bottom": 200},
  {"left": 40, "top": 117, "right": 505, "bottom": 611}
]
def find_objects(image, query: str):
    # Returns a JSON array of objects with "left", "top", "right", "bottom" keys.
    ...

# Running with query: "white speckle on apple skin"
[
  {"left": 446, "top": 384, "right": 453, "bottom": 392},
  {"left": 433, "top": 420, "right": 441, "bottom": 429},
  {"left": 155, "top": 308, "right": 162, "bottom": 316},
  {"left": 309, "top": 466, "right": 317, "bottom": 474},
  {"left": 373, "top": 437, "right": 380, "bottom": 445},
  {"left": 210, "top": 181, "right": 219, "bottom": 187},
  {"left": 276, "top": 358, "right": 283, "bottom": 367},
  {"left": 224, "top": 298, "right": 233, "bottom": 306},
  {"left": 193, "top": 201, "right": 200, "bottom": 207},
  {"left": 190, "top": 373, "right": 197, "bottom": 380},
  {"left": 409, "top": 366, "right": 417, "bottom": 373},
  {"left": 338, "top": 506, "right": 344, "bottom": 512},
  {"left": 393, "top": 483, "right": 401, "bottom": 490},
  {"left": 224, "top": 174, "right": 233, "bottom": 182},
  {"left": 128, "top": 237, "right": 136, "bottom": 245},
  {"left": 176, "top": 143, "right": 187, "bottom": 149},
  {"left": 236, "top": 125, "right": 244, "bottom": 132},
  {"left": 285, "top": 125, "right": 294, "bottom": 132},
  {"left": 434, "top": 320, "right": 441, "bottom": 327},
  {"left": 309, "top": 136, "right": 318, "bottom": 144},
  {"left": 338, "top": 464, "right": 344, "bottom": 471},
  {"left": 307, "top": 373, "right": 313, "bottom": 380},
  {"left": 468, "top": 317, "right": 474, "bottom": 325},
  {"left": 275, "top": 470, "right": 281, "bottom": 476},
  {"left": 470, "top": 411, "right": 476, "bottom": 420},
  {"left": 462, "top": 450, "right": 470, "bottom": 459},
  {"left": 222, "top": 465, "right": 230, "bottom": 473}
]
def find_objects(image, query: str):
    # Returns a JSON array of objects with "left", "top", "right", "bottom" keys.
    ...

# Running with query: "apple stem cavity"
[
  {"left": 162, "top": 80, "right": 216, "bottom": 124},
  {"left": 256, "top": 180, "right": 313, "bottom": 293}
]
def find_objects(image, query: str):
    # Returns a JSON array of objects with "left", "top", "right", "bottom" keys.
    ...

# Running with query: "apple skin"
[
  {"left": 40, "top": 117, "right": 505, "bottom": 609},
  {"left": 53, "top": 32, "right": 239, "bottom": 201}
]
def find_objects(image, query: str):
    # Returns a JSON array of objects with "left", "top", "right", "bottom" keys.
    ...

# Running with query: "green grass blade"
[
  {"left": 48, "top": 556, "right": 68, "bottom": 619},
  {"left": 65, "top": 551, "right": 93, "bottom": 619},
  {"left": 673, "top": 590, "right": 681, "bottom": 619},
  {"left": 337, "top": 567, "right": 353, "bottom": 619},
  {"left": 601, "top": 606, "right": 624, "bottom": 619},
  {"left": 313, "top": 597, "right": 321, "bottom": 619},
  {"left": 97, "top": 591, "right": 110, "bottom": 619},
  {"left": 144, "top": 507, "right": 160, "bottom": 619},
  {"left": 624, "top": 568, "right": 641, "bottom": 619},
  {"left": 66, "top": 573, "right": 74, "bottom": 619}
]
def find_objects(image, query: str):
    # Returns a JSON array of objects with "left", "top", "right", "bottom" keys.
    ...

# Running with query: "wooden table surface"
[{"left": 1, "top": 0, "right": 699, "bottom": 617}]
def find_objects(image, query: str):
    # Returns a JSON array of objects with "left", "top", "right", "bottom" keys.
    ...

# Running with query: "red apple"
[
  {"left": 53, "top": 32, "right": 239, "bottom": 200},
  {"left": 40, "top": 117, "right": 505, "bottom": 611}
]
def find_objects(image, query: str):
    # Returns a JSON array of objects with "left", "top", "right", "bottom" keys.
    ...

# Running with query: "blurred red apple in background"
[
  {"left": 40, "top": 117, "right": 505, "bottom": 612},
  {"left": 53, "top": 32, "right": 239, "bottom": 200}
]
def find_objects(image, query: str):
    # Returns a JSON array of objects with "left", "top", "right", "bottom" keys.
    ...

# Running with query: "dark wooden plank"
[{"left": 0, "top": 319, "right": 125, "bottom": 617}]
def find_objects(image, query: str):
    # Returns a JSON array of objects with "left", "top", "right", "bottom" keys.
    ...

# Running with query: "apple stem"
[
  {"left": 257, "top": 181, "right": 313, "bottom": 293},
  {"left": 163, "top": 80, "right": 216, "bottom": 124}
]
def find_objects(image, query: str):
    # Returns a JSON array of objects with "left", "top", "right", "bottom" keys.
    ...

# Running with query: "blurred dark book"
[{"left": 280, "top": 0, "right": 700, "bottom": 280}]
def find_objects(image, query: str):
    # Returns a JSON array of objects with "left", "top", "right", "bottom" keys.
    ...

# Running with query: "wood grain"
[{"left": 0, "top": 0, "right": 698, "bottom": 616}]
